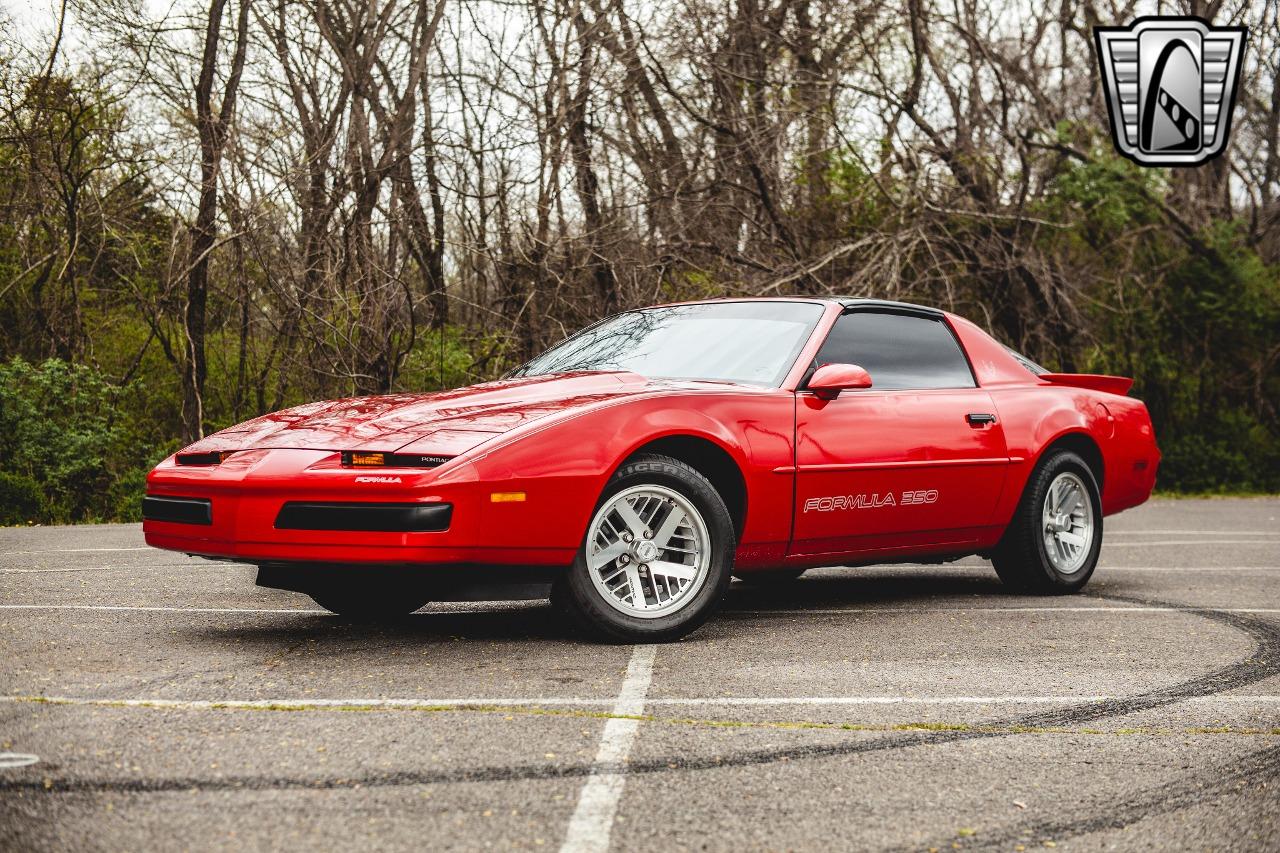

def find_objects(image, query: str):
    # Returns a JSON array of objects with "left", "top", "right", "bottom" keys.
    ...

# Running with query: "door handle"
[{"left": 966, "top": 413, "right": 996, "bottom": 426}]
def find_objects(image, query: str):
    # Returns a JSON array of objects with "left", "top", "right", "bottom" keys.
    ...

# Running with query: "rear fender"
[
  {"left": 989, "top": 389, "right": 1113, "bottom": 527},
  {"left": 1101, "top": 397, "right": 1160, "bottom": 513}
]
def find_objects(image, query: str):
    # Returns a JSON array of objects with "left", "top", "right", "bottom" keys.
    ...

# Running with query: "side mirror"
[{"left": 807, "top": 363, "right": 873, "bottom": 400}]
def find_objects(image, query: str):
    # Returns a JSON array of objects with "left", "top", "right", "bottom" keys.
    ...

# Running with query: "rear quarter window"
[{"left": 1006, "top": 346, "right": 1049, "bottom": 376}]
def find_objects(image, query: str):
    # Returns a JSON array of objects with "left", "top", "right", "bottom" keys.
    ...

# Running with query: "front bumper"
[{"left": 142, "top": 448, "right": 576, "bottom": 567}]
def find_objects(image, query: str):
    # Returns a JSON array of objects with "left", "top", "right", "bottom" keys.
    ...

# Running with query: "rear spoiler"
[{"left": 1039, "top": 373, "right": 1134, "bottom": 396}]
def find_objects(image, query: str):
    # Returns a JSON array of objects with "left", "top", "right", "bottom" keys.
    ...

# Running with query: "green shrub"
[
  {"left": 0, "top": 471, "right": 44, "bottom": 524},
  {"left": 0, "top": 357, "right": 162, "bottom": 523}
]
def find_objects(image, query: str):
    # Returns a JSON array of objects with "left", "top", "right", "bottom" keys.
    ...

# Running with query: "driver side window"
[{"left": 814, "top": 311, "right": 976, "bottom": 391}]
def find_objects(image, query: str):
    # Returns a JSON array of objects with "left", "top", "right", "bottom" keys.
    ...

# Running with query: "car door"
[{"left": 790, "top": 308, "right": 1010, "bottom": 557}]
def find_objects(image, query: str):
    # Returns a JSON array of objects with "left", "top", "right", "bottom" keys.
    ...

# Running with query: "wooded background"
[{"left": 1, "top": 0, "right": 1277, "bottom": 523}]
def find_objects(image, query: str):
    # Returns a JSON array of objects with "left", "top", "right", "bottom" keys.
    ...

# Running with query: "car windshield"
[{"left": 514, "top": 301, "right": 825, "bottom": 387}]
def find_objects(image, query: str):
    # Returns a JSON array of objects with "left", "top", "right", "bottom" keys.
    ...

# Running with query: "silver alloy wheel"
[
  {"left": 1041, "top": 471, "right": 1094, "bottom": 574},
  {"left": 585, "top": 484, "right": 711, "bottom": 618}
]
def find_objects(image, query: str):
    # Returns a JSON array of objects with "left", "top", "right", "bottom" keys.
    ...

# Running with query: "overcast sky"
[
  {"left": 1, "top": 0, "right": 97, "bottom": 59},
  {"left": 3, "top": 0, "right": 59, "bottom": 35}
]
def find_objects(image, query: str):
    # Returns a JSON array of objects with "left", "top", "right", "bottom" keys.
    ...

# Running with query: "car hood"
[{"left": 185, "top": 371, "right": 655, "bottom": 456}]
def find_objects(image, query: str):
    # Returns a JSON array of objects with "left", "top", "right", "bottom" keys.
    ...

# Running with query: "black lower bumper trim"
[
  {"left": 274, "top": 502, "right": 452, "bottom": 533},
  {"left": 255, "top": 563, "right": 558, "bottom": 601},
  {"left": 143, "top": 495, "right": 213, "bottom": 525}
]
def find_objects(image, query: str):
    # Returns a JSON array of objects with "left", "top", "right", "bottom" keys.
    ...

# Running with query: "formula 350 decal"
[{"left": 803, "top": 490, "right": 939, "bottom": 512}]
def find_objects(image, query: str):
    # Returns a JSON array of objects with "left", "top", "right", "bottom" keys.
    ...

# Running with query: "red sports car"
[{"left": 144, "top": 298, "right": 1160, "bottom": 641}]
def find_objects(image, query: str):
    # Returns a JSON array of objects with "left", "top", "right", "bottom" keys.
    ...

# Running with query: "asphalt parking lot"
[{"left": 1, "top": 498, "right": 1278, "bottom": 852}]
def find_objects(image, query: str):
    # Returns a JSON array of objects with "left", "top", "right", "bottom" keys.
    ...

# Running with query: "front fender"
[{"left": 467, "top": 391, "right": 795, "bottom": 554}]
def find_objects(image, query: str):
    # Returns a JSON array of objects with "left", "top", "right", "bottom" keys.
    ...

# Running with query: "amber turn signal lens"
[
  {"left": 490, "top": 491, "right": 527, "bottom": 503},
  {"left": 341, "top": 451, "right": 452, "bottom": 468}
]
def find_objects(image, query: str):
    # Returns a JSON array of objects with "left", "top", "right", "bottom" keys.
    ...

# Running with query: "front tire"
[
  {"left": 992, "top": 449, "right": 1103, "bottom": 593},
  {"left": 556, "top": 453, "right": 735, "bottom": 642}
]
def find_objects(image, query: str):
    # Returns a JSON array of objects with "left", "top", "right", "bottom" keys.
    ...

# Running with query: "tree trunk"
[
  {"left": 182, "top": 0, "right": 249, "bottom": 443},
  {"left": 568, "top": 6, "right": 618, "bottom": 313}
]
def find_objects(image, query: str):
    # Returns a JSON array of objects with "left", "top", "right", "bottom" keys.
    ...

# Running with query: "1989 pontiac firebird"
[{"left": 144, "top": 298, "right": 1160, "bottom": 641}]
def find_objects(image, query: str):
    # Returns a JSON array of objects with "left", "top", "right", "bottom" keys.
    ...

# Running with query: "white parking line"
[
  {"left": 1, "top": 603, "right": 1278, "bottom": 617},
  {"left": 0, "top": 752, "right": 40, "bottom": 769},
  {"left": 821, "top": 562, "right": 1275, "bottom": 569},
  {"left": 804, "top": 564, "right": 1279, "bottom": 573},
  {"left": 560, "top": 645, "right": 657, "bottom": 853},
  {"left": 1103, "top": 540, "right": 1280, "bottom": 547},
  {"left": 0, "top": 565, "right": 199, "bottom": 574},
  {"left": 1, "top": 547, "right": 152, "bottom": 555},
  {"left": 0, "top": 603, "right": 542, "bottom": 616},
  {"left": 6, "top": 693, "right": 1280, "bottom": 711},
  {"left": 0, "top": 604, "right": 330, "bottom": 615},
  {"left": 1098, "top": 566, "right": 1279, "bottom": 572},
  {"left": 1106, "top": 530, "right": 1280, "bottom": 536},
  {"left": 727, "top": 606, "right": 1280, "bottom": 616},
  {"left": 651, "top": 695, "right": 1280, "bottom": 706},
  {"left": 1, "top": 695, "right": 613, "bottom": 709},
  {"left": 9, "top": 563, "right": 1276, "bottom": 574}
]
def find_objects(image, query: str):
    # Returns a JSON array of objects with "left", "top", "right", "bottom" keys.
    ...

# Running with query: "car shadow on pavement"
[
  {"left": 178, "top": 602, "right": 584, "bottom": 650},
  {"left": 725, "top": 567, "right": 1010, "bottom": 611},
  {"left": 176, "top": 567, "right": 1037, "bottom": 651}
]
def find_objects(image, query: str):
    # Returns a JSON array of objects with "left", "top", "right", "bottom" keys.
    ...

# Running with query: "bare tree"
[
  {"left": 184, "top": 0, "right": 251, "bottom": 440},
  {"left": 6, "top": 0, "right": 1272, "bottom": 488}
]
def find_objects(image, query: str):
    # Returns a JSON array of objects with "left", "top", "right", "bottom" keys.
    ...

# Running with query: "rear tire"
[
  {"left": 992, "top": 449, "right": 1102, "bottom": 594},
  {"left": 556, "top": 453, "right": 735, "bottom": 642}
]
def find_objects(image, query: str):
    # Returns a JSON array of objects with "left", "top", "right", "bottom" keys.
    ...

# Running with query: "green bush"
[
  {"left": 0, "top": 471, "right": 44, "bottom": 524},
  {"left": 0, "top": 357, "right": 163, "bottom": 523},
  {"left": 1040, "top": 153, "right": 1280, "bottom": 495},
  {"left": 1157, "top": 410, "right": 1280, "bottom": 494}
]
